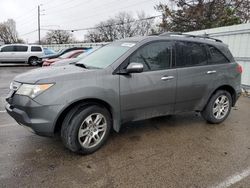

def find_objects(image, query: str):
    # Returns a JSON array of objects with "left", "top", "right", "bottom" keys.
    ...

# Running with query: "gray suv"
[{"left": 6, "top": 33, "right": 242, "bottom": 154}]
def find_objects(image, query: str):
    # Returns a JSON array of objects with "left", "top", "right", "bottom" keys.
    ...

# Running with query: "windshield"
[
  {"left": 43, "top": 48, "right": 55, "bottom": 55},
  {"left": 77, "top": 42, "right": 135, "bottom": 69}
]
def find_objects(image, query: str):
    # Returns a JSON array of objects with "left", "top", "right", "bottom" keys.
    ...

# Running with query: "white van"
[{"left": 0, "top": 44, "right": 44, "bottom": 65}]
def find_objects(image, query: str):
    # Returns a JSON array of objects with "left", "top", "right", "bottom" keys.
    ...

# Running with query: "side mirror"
[{"left": 126, "top": 63, "right": 143, "bottom": 73}]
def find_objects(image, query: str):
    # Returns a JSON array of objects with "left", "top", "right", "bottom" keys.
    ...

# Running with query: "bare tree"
[
  {"left": 85, "top": 11, "right": 156, "bottom": 42},
  {"left": 134, "top": 11, "right": 155, "bottom": 36},
  {"left": 98, "top": 19, "right": 118, "bottom": 41},
  {"left": 43, "top": 30, "right": 74, "bottom": 44},
  {"left": 115, "top": 12, "right": 135, "bottom": 38},
  {"left": 85, "top": 30, "right": 102, "bottom": 43},
  {"left": 0, "top": 19, "right": 23, "bottom": 44}
]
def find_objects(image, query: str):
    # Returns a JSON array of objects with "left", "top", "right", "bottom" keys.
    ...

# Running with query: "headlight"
[
  {"left": 16, "top": 83, "right": 54, "bottom": 98},
  {"left": 10, "top": 81, "right": 21, "bottom": 91}
]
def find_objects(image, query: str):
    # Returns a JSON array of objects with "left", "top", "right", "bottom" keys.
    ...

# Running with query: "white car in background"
[{"left": 0, "top": 44, "right": 44, "bottom": 65}]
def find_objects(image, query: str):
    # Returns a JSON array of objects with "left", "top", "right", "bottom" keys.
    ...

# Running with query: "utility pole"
[{"left": 38, "top": 5, "right": 41, "bottom": 44}]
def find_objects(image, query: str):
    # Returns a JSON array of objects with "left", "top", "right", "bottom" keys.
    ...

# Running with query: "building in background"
[{"left": 188, "top": 23, "right": 250, "bottom": 88}]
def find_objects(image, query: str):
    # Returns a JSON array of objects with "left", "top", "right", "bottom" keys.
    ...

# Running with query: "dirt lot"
[{"left": 0, "top": 66, "right": 249, "bottom": 188}]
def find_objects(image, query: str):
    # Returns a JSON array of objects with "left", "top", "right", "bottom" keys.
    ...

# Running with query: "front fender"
[{"left": 34, "top": 76, "right": 121, "bottom": 132}]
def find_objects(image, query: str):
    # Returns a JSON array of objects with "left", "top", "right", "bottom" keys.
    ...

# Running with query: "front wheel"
[
  {"left": 201, "top": 90, "right": 232, "bottom": 124},
  {"left": 61, "top": 105, "right": 112, "bottom": 154}
]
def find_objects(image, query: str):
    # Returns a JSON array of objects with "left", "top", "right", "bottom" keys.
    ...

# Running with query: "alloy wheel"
[
  {"left": 78, "top": 113, "right": 107, "bottom": 149},
  {"left": 212, "top": 95, "right": 230, "bottom": 120}
]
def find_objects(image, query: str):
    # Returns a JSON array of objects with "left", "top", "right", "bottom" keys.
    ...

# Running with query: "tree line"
[
  {"left": 84, "top": 12, "right": 157, "bottom": 42},
  {"left": 0, "top": 0, "right": 249, "bottom": 44}
]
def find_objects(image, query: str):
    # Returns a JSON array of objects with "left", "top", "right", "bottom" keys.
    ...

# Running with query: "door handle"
[
  {"left": 206, "top": 70, "right": 217, "bottom": 74},
  {"left": 161, "top": 76, "right": 174, "bottom": 81}
]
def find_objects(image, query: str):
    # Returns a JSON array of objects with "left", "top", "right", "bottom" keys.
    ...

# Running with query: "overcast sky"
[{"left": 0, "top": 0, "right": 169, "bottom": 43}]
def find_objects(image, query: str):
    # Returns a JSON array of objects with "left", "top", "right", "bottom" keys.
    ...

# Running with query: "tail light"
[{"left": 237, "top": 64, "right": 243, "bottom": 74}]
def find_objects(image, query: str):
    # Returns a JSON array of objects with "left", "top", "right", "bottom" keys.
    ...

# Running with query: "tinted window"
[
  {"left": 217, "top": 46, "right": 234, "bottom": 62},
  {"left": 15, "top": 45, "right": 28, "bottom": 52},
  {"left": 31, "top": 46, "right": 42, "bottom": 52},
  {"left": 43, "top": 48, "right": 55, "bottom": 55},
  {"left": 176, "top": 42, "right": 207, "bottom": 67},
  {"left": 1, "top": 46, "right": 14, "bottom": 52},
  {"left": 208, "top": 45, "right": 230, "bottom": 64},
  {"left": 129, "top": 41, "right": 172, "bottom": 71}
]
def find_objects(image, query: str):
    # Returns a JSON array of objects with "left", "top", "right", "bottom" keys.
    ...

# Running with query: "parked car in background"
[
  {"left": 43, "top": 48, "right": 56, "bottom": 56},
  {"left": 5, "top": 33, "right": 242, "bottom": 154},
  {"left": 42, "top": 50, "right": 84, "bottom": 66},
  {"left": 51, "top": 48, "right": 97, "bottom": 67},
  {"left": 0, "top": 44, "right": 44, "bottom": 65},
  {"left": 37, "top": 47, "right": 91, "bottom": 66}
]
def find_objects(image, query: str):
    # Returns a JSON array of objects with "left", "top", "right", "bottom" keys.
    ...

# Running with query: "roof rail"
[{"left": 159, "top": 32, "right": 222, "bottom": 43}]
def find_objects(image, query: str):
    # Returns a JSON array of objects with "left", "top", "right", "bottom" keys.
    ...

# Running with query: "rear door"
[
  {"left": 174, "top": 41, "right": 216, "bottom": 112},
  {"left": 206, "top": 44, "right": 239, "bottom": 93},
  {"left": 13, "top": 45, "right": 28, "bottom": 61},
  {"left": 119, "top": 41, "right": 177, "bottom": 122}
]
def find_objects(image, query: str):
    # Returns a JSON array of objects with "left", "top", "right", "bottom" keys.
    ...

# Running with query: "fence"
[{"left": 42, "top": 42, "right": 108, "bottom": 51}]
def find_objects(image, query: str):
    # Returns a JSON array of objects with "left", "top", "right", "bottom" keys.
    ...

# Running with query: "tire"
[
  {"left": 28, "top": 57, "right": 38, "bottom": 66},
  {"left": 201, "top": 90, "right": 232, "bottom": 124},
  {"left": 61, "top": 105, "right": 112, "bottom": 154}
]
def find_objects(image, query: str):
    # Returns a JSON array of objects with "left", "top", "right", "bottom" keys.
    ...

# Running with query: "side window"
[
  {"left": 176, "top": 42, "right": 207, "bottom": 67},
  {"left": 129, "top": 41, "right": 172, "bottom": 71},
  {"left": 208, "top": 45, "right": 230, "bottom": 64},
  {"left": 14, "top": 45, "right": 28, "bottom": 52},
  {"left": 31, "top": 46, "right": 42, "bottom": 52},
  {"left": 1, "top": 46, "right": 14, "bottom": 52}
]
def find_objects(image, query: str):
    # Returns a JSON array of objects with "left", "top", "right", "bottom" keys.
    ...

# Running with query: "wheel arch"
[
  {"left": 54, "top": 98, "right": 114, "bottom": 134},
  {"left": 205, "top": 85, "right": 237, "bottom": 109}
]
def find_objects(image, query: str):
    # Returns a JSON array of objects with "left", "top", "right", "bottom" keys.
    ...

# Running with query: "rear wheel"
[
  {"left": 201, "top": 90, "right": 232, "bottom": 124},
  {"left": 28, "top": 57, "right": 38, "bottom": 66},
  {"left": 61, "top": 105, "right": 111, "bottom": 154}
]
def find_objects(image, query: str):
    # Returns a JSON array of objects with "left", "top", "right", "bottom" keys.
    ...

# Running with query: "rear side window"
[
  {"left": 15, "top": 45, "right": 28, "bottom": 52},
  {"left": 31, "top": 46, "right": 42, "bottom": 52},
  {"left": 1, "top": 46, "right": 14, "bottom": 52},
  {"left": 176, "top": 42, "right": 207, "bottom": 67},
  {"left": 129, "top": 41, "right": 172, "bottom": 72},
  {"left": 207, "top": 45, "right": 230, "bottom": 64}
]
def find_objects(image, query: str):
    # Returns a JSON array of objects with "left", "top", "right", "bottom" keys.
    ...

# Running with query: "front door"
[
  {"left": 0, "top": 45, "right": 15, "bottom": 62},
  {"left": 13, "top": 45, "right": 28, "bottom": 61},
  {"left": 119, "top": 41, "right": 177, "bottom": 122}
]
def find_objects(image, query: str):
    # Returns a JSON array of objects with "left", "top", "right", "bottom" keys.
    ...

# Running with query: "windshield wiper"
[{"left": 75, "top": 63, "right": 88, "bottom": 69}]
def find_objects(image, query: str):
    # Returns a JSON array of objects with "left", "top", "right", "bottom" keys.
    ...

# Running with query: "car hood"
[
  {"left": 52, "top": 58, "right": 79, "bottom": 67},
  {"left": 41, "top": 53, "right": 60, "bottom": 59},
  {"left": 14, "top": 65, "right": 89, "bottom": 84}
]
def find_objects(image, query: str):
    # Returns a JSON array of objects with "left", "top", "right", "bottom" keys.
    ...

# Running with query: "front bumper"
[
  {"left": 36, "top": 58, "right": 44, "bottom": 66},
  {"left": 5, "top": 95, "right": 63, "bottom": 137}
]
